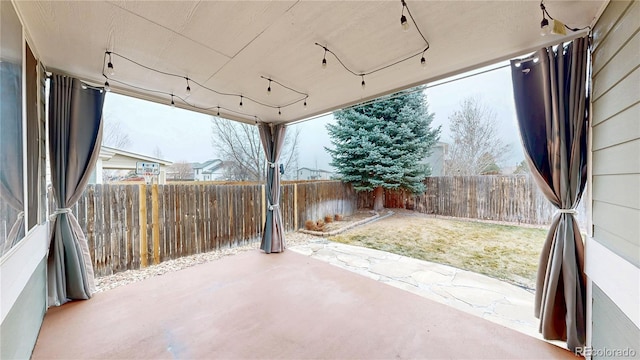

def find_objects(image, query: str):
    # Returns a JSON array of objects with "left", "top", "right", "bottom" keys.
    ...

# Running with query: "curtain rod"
[{"left": 512, "top": 53, "right": 539, "bottom": 67}]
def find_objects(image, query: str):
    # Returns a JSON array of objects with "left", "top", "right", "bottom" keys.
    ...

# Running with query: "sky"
[{"left": 103, "top": 61, "right": 525, "bottom": 170}]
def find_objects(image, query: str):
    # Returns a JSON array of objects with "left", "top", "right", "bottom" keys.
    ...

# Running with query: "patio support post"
[
  {"left": 510, "top": 36, "right": 589, "bottom": 351},
  {"left": 258, "top": 122, "right": 286, "bottom": 253},
  {"left": 47, "top": 74, "right": 105, "bottom": 306}
]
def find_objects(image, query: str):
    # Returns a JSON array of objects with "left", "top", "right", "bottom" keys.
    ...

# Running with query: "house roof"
[
  {"left": 100, "top": 145, "right": 173, "bottom": 167},
  {"left": 191, "top": 159, "right": 223, "bottom": 170},
  {"left": 298, "top": 167, "right": 333, "bottom": 174},
  {"left": 14, "top": 1, "right": 604, "bottom": 125}
]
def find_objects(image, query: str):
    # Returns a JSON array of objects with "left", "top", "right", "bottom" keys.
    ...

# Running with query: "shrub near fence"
[
  {"left": 51, "top": 181, "right": 356, "bottom": 277},
  {"left": 377, "top": 175, "right": 587, "bottom": 226}
]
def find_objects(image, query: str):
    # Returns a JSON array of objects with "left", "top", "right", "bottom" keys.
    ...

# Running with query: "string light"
[
  {"left": 260, "top": 76, "right": 309, "bottom": 110},
  {"left": 217, "top": 106, "right": 220, "bottom": 116},
  {"left": 322, "top": 48, "right": 327, "bottom": 69},
  {"left": 539, "top": 0, "right": 590, "bottom": 36},
  {"left": 104, "top": 80, "right": 111, "bottom": 92},
  {"left": 278, "top": 107, "right": 282, "bottom": 116},
  {"left": 101, "top": 51, "right": 308, "bottom": 122},
  {"left": 400, "top": 0, "right": 409, "bottom": 31},
  {"left": 315, "top": 0, "right": 431, "bottom": 88},
  {"left": 107, "top": 52, "right": 115, "bottom": 76},
  {"left": 170, "top": 94, "right": 175, "bottom": 108},
  {"left": 303, "top": 99, "right": 307, "bottom": 110}
]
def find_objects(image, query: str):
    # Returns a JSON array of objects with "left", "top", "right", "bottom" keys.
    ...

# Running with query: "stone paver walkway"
[{"left": 290, "top": 239, "right": 543, "bottom": 340}]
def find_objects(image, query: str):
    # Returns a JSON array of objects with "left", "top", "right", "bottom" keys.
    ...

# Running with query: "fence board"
[
  {"left": 52, "top": 181, "right": 358, "bottom": 276},
  {"left": 370, "top": 176, "right": 587, "bottom": 226}
]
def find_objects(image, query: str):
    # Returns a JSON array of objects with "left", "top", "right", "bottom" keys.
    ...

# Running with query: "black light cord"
[
  {"left": 402, "top": 0, "right": 430, "bottom": 49},
  {"left": 314, "top": 43, "right": 429, "bottom": 78},
  {"left": 540, "top": 0, "right": 591, "bottom": 32},
  {"left": 101, "top": 53, "right": 264, "bottom": 122},
  {"left": 260, "top": 75, "right": 308, "bottom": 98},
  {"left": 104, "top": 74, "right": 264, "bottom": 121},
  {"left": 314, "top": 0, "right": 430, "bottom": 84},
  {"left": 102, "top": 51, "right": 307, "bottom": 117}
]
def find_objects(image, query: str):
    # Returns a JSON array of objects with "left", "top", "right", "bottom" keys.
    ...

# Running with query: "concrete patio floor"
[
  {"left": 32, "top": 249, "right": 574, "bottom": 359},
  {"left": 289, "top": 240, "right": 544, "bottom": 340}
]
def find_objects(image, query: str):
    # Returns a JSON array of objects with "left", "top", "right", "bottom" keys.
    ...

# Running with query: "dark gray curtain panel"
[
  {"left": 510, "top": 36, "right": 589, "bottom": 351},
  {"left": 48, "top": 74, "right": 105, "bottom": 306},
  {"left": 258, "top": 123, "right": 286, "bottom": 254},
  {"left": 0, "top": 62, "right": 25, "bottom": 255}
]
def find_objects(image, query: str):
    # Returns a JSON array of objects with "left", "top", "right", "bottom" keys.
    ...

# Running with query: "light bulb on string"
[
  {"left": 185, "top": 78, "right": 191, "bottom": 97},
  {"left": 303, "top": 99, "right": 308, "bottom": 110},
  {"left": 540, "top": 17, "right": 550, "bottom": 36},
  {"left": 322, "top": 48, "right": 327, "bottom": 69},
  {"left": 539, "top": 1, "right": 550, "bottom": 36},
  {"left": 170, "top": 94, "right": 175, "bottom": 109},
  {"left": 107, "top": 52, "right": 115, "bottom": 76},
  {"left": 400, "top": 1, "right": 409, "bottom": 32},
  {"left": 217, "top": 107, "right": 220, "bottom": 116},
  {"left": 400, "top": 15, "right": 409, "bottom": 31},
  {"left": 267, "top": 79, "right": 272, "bottom": 95},
  {"left": 278, "top": 107, "right": 282, "bottom": 116},
  {"left": 420, "top": 54, "right": 426, "bottom": 68},
  {"left": 104, "top": 81, "right": 110, "bottom": 92},
  {"left": 239, "top": 95, "right": 243, "bottom": 108},
  {"left": 361, "top": 76, "right": 366, "bottom": 90}
]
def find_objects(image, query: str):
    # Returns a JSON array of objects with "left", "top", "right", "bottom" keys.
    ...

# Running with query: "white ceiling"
[{"left": 14, "top": 0, "right": 605, "bottom": 124}]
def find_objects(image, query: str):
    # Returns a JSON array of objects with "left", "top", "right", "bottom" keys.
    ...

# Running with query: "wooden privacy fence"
[
  {"left": 370, "top": 175, "right": 587, "bottom": 226},
  {"left": 51, "top": 181, "right": 356, "bottom": 277}
]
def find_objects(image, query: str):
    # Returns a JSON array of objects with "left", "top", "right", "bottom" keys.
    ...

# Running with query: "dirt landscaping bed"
[
  {"left": 328, "top": 209, "right": 546, "bottom": 290},
  {"left": 301, "top": 210, "right": 380, "bottom": 233}
]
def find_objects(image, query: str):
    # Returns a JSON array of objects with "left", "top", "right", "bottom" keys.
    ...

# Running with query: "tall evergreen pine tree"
[{"left": 326, "top": 88, "right": 440, "bottom": 211}]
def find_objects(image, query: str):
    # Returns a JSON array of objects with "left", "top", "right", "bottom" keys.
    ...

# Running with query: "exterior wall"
[
  {"left": 0, "top": 259, "right": 46, "bottom": 359},
  {"left": 0, "top": 225, "right": 48, "bottom": 359},
  {"left": 93, "top": 152, "right": 170, "bottom": 184},
  {"left": 591, "top": 284, "right": 639, "bottom": 359},
  {"left": 297, "top": 168, "right": 333, "bottom": 180},
  {"left": 588, "top": 0, "right": 640, "bottom": 356},
  {"left": 422, "top": 142, "right": 447, "bottom": 176}
]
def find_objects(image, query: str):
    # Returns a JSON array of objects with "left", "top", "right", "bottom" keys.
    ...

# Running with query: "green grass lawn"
[{"left": 329, "top": 212, "right": 547, "bottom": 290}]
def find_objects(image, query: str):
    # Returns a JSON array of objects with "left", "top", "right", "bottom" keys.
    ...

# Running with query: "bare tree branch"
[
  {"left": 210, "top": 117, "right": 300, "bottom": 181},
  {"left": 103, "top": 120, "right": 131, "bottom": 150},
  {"left": 446, "top": 97, "right": 510, "bottom": 175},
  {"left": 167, "top": 161, "right": 193, "bottom": 180}
]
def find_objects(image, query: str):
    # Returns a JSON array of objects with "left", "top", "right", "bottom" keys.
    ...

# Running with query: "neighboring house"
[
  {"left": 500, "top": 165, "right": 518, "bottom": 175},
  {"left": 422, "top": 141, "right": 448, "bottom": 176},
  {"left": 297, "top": 167, "right": 334, "bottom": 180},
  {"left": 191, "top": 159, "right": 226, "bottom": 181},
  {"left": 93, "top": 146, "right": 173, "bottom": 184}
]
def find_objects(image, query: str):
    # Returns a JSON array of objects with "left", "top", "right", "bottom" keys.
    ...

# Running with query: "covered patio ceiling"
[{"left": 14, "top": 0, "right": 604, "bottom": 124}]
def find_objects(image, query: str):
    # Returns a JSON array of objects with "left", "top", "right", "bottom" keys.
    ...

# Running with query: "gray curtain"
[
  {"left": 258, "top": 123, "right": 286, "bottom": 253},
  {"left": 510, "top": 36, "right": 589, "bottom": 351},
  {"left": 0, "top": 62, "right": 25, "bottom": 255},
  {"left": 48, "top": 74, "right": 105, "bottom": 306}
]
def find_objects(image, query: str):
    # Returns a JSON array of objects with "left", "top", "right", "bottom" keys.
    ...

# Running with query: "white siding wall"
[
  {"left": 589, "top": 0, "right": 640, "bottom": 356},
  {"left": 591, "top": 1, "right": 640, "bottom": 266}
]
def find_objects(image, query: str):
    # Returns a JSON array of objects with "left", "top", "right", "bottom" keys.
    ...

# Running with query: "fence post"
[
  {"left": 152, "top": 184, "right": 160, "bottom": 265},
  {"left": 293, "top": 183, "right": 298, "bottom": 230},
  {"left": 139, "top": 184, "right": 148, "bottom": 268}
]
